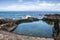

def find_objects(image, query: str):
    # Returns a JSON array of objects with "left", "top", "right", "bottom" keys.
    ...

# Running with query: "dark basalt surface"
[{"left": 0, "top": 17, "right": 40, "bottom": 31}]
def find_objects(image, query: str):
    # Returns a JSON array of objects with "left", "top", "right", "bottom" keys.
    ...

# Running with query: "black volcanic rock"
[{"left": 0, "top": 17, "right": 40, "bottom": 31}]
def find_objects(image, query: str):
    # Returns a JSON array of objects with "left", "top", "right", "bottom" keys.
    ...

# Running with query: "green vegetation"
[{"left": 44, "top": 20, "right": 54, "bottom": 26}]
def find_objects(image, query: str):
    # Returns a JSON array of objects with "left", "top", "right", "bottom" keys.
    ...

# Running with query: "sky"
[{"left": 0, "top": 0, "right": 60, "bottom": 11}]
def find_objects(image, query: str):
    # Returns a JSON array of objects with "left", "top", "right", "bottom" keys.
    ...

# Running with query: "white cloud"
[{"left": 0, "top": 3, "right": 60, "bottom": 11}]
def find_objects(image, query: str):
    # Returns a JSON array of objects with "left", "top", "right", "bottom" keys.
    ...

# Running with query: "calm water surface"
[{"left": 13, "top": 20, "right": 53, "bottom": 37}]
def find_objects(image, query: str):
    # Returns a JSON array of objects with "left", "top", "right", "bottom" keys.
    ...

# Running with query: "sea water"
[
  {"left": 0, "top": 11, "right": 60, "bottom": 19},
  {"left": 13, "top": 21, "right": 53, "bottom": 37},
  {"left": 0, "top": 11, "right": 60, "bottom": 37}
]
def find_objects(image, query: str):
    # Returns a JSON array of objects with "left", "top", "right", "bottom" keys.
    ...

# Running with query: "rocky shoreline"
[
  {"left": 0, "top": 17, "right": 56, "bottom": 40},
  {"left": 0, "top": 17, "right": 40, "bottom": 32},
  {"left": 0, "top": 30, "right": 54, "bottom": 40}
]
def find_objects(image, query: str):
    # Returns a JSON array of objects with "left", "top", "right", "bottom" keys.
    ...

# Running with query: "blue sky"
[{"left": 0, "top": 0, "right": 60, "bottom": 11}]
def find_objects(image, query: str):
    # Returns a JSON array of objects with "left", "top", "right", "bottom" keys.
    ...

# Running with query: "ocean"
[
  {"left": 0, "top": 11, "right": 60, "bottom": 37},
  {"left": 0, "top": 11, "right": 60, "bottom": 19}
]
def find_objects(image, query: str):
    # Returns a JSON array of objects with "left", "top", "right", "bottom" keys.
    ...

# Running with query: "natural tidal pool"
[
  {"left": 13, "top": 20, "right": 53, "bottom": 38},
  {"left": 0, "top": 11, "right": 59, "bottom": 38}
]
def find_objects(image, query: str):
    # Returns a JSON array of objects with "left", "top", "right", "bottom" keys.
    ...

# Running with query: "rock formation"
[
  {"left": 0, "top": 17, "right": 40, "bottom": 32},
  {"left": 41, "top": 14, "right": 60, "bottom": 40}
]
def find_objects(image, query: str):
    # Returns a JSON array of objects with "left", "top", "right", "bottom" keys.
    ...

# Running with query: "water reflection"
[
  {"left": 44, "top": 20, "right": 54, "bottom": 26},
  {"left": 13, "top": 20, "right": 53, "bottom": 38}
]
